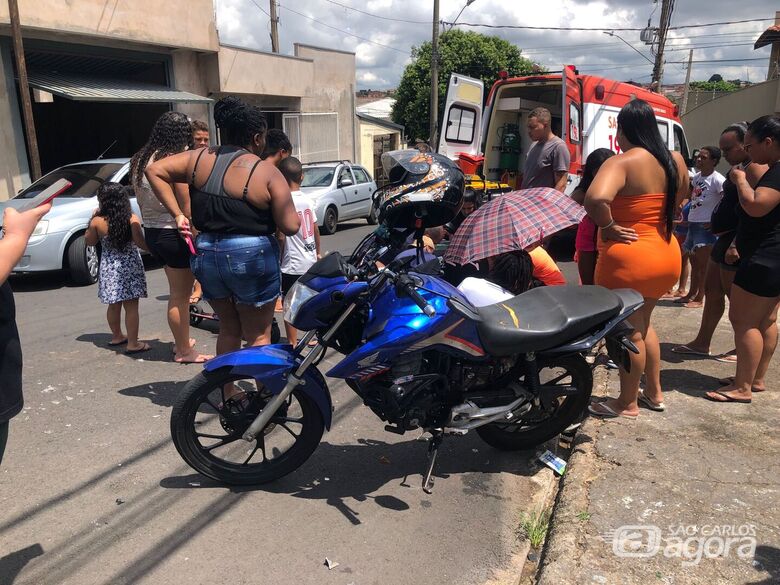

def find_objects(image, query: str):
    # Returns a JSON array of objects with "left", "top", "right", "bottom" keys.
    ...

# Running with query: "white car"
[
  {"left": 0, "top": 159, "right": 139, "bottom": 285},
  {"left": 300, "top": 161, "right": 378, "bottom": 235}
]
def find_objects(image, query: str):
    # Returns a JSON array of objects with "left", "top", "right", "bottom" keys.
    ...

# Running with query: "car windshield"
[
  {"left": 14, "top": 163, "right": 124, "bottom": 199},
  {"left": 301, "top": 167, "right": 335, "bottom": 188}
]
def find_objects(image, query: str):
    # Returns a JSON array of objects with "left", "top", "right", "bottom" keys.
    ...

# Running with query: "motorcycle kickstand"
[{"left": 422, "top": 431, "right": 443, "bottom": 494}]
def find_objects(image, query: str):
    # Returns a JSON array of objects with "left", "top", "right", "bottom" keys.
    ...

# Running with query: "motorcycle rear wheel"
[
  {"left": 476, "top": 355, "right": 592, "bottom": 451},
  {"left": 171, "top": 368, "right": 324, "bottom": 485}
]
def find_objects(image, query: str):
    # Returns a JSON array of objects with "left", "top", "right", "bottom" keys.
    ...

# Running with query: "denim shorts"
[
  {"left": 191, "top": 233, "right": 280, "bottom": 307},
  {"left": 683, "top": 222, "right": 717, "bottom": 253}
]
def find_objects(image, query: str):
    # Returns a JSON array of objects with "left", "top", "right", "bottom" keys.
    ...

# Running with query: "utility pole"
[
  {"left": 7, "top": 0, "right": 41, "bottom": 180},
  {"left": 429, "top": 0, "right": 440, "bottom": 149},
  {"left": 680, "top": 49, "right": 693, "bottom": 115},
  {"left": 651, "top": 0, "right": 673, "bottom": 91},
  {"left": 269, "top": 0, "right": 280, "bottom": 53}
]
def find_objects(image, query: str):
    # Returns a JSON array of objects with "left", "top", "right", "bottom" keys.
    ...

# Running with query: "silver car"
[
  {"left": 0, "top": 159, "right": 139, "bottom": 285},
  {"left": 300, "top": 161, "right": 378, "bottom": 235}
]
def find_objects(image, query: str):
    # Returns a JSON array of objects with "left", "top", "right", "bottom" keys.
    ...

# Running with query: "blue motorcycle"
[{"left": 170, "top": 227, "right": 642, "bottom": 491}]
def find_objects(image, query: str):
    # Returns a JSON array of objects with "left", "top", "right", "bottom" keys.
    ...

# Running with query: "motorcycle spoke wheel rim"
[
  {"left": 190, "top": 376, "right": 307, "bottom": 469},
  {"left": 494, "top": 364, "right": 576, "bottom": 432}
]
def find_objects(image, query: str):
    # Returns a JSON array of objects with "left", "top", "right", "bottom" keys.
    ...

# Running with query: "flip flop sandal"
[
  {"left": 670, "top": 344, "right": 711, "bottom": 357},
  {"left": 718, "top": 376, "right": 765, "bottom": 392},
  {"left": 714, "top": 353, "right": 737, "bottom": 363},
  {"left": 704, "top": 390, "right": 751, "bottom": 404},
  {"left": 588, "top": 401, "right": 638, "bottom": 419},
  {"left": 108, "top": 339, "right": 128, "bottom": 347},
  {"left": 125, "top": 342, "right": 151, "bottom": 355},
  {"left": 174, "top": 353, "right": 213, "bottom": 364},
  {"left": 638, "top": 390, "right": 666, "bottom": 412}
]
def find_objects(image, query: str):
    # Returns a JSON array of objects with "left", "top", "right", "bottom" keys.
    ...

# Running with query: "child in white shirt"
[{"left": 278, "top": 157, "right": 321, "bottom": 346}]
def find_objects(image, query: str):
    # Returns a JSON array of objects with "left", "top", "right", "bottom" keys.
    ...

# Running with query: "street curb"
[{"left": 534, "top": 367, "right": 609, "bottom": 585}]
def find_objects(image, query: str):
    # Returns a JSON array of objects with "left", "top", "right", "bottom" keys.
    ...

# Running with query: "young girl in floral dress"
[{"left": 86, "top": 183, "right": 150, "bottom": 353}]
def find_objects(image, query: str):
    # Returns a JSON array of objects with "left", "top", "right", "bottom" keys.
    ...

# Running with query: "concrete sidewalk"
[{"left": 538, "top": 301, "right": 780, "bottom": 585}]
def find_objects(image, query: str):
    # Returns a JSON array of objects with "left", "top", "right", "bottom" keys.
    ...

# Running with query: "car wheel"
[
  {"left": 366, "top": 199, "right": 379, "bottom": 225},
  {"left": 320, "top": 206, "right": 338, "bottom": 235},
  {"left": 68, "top": 234, "right": 99, "bottom": 285}
]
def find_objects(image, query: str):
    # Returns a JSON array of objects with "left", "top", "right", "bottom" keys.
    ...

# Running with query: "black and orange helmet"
[{"left": 376, "top": 149, "right": 465, "bottom": 229}]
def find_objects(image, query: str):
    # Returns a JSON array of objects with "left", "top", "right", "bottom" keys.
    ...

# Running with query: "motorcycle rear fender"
[
  {"left": 204, "top": 344, "right": 333, "bottom": 430},
  {"left": 539, "top": 289, "right": 644, "bottom": 357}
]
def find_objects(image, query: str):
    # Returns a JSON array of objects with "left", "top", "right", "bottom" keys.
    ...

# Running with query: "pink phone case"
[{"left": 184, "top": 234, "right": 196, "bottom": 255}]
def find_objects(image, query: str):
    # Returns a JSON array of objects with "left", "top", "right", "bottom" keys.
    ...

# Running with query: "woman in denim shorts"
[{"left": 146, "top": 97, "right": 300, "bottom": 400}]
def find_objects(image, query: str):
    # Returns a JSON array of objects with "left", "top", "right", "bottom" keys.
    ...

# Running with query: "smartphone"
[
  {"left": 18, "top": 178, "right": 72, "bottom": 212},
  {"left": 183, "top": 233, "right": 197, "bottom": 255}
]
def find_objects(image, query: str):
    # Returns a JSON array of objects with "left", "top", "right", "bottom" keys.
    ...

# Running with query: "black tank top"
[{"left": 190, "top": 146, "right": 276, "bottom": 236}]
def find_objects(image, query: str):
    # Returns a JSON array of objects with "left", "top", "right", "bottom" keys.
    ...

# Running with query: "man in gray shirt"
[{"left": 520, "top": 107, "right": 571, "bottom": 192}]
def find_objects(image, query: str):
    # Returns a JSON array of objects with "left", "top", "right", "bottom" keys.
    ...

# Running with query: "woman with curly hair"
[
  {"left": 131, "top": 111, "right": 211, "bottom": 363},
  {"left": 147, "top": 96, "right": 299, "bottom": 402},
  {"left": 86, "top": 183, "right": 149, "bottom": 353}
]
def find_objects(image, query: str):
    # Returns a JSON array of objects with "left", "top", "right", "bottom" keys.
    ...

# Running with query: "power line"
[
  {"left": 322, "top": 0, "right": 428, "bottom": 25},
  {"left": 519, "top": 40, "right": 758, "bottom": 55},
  {"left": 668, "top": 57, "right": 767, "bottom": 64},
  {"left": 247, "top": 0, "right": 270, "bottom": 17},
  {"left": 277, "top": 2, "right": 411, "bottom": 54},
  {"left": 443, "top": 16, "right": 774, "bottom": 32}
]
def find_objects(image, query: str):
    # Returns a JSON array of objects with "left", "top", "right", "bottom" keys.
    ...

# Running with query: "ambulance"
[{"left": 438, "top": 65, "right": 691, "bottom": 192}]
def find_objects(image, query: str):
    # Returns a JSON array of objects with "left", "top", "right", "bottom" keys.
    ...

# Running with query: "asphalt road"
[{"left": 0, "top": 221, "right": 560, "bottom": 585}]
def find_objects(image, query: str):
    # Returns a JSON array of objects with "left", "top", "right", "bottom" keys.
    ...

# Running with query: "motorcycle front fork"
[{"left": 241, "top": 304, "right": 358, "bottom": 442}]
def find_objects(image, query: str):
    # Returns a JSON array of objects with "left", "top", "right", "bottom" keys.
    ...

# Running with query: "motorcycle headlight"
[
  {"left": 283, "top": 281, "right": 318, "bottom": 324},
  {"left": 31, "top": 220, "right": 49, "bottom": 237}
]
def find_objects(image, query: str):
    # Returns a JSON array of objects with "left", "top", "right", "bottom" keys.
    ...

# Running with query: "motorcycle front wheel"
[
  {"left": 171, "top": 368, "right": 324, "bottom": 485},
  {"left": 476, "top": 355, "right": 592, "bottom": 451}
]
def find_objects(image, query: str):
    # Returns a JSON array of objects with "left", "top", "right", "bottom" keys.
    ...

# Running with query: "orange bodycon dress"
[{"left": 595, "top": 193, "right": 681, "bottom": 299}]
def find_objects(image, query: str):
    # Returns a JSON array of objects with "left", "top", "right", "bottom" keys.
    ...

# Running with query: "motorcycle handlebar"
[{"left": 397, "top": 275, "right": 436, "bottom": 317}]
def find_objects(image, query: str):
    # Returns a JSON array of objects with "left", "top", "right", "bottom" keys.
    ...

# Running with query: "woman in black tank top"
[
  {"left": 146, "top": 97, "right": 300, "bottom": 402},
  {"left": 672, "top": 123, "right": 767, "bottom": 361},
  {"left": 706, "top": 115, "right": 780, "bottom": 404}
]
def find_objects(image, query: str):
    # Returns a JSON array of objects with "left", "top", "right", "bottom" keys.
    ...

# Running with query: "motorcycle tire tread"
[
  {"left": 475, "top": 355, "right": 592, "bottom": 451},
  {"left": 170, "top": 368, "right": 325, "bottom": 486}
]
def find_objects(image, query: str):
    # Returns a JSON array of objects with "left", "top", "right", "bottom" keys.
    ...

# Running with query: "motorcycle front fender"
[{"left": 204, "top": 344, "right": 333, "bottom": 430}]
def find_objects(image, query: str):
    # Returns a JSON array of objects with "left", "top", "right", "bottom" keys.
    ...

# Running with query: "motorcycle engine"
[{"left": 353, "top": 352, "right": 449, "bottom": 431}]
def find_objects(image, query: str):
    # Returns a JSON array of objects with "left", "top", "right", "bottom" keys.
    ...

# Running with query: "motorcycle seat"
[{"left": 475, "top": 285, "right": 623, "bottom": 356}]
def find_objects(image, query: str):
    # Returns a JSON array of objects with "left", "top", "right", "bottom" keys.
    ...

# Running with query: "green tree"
[
  {"left": 391, "top": 29, "right": 539, "bottom": 143},
  {"left": 689, "top": 80, "right": 740, "bottom": 92}
]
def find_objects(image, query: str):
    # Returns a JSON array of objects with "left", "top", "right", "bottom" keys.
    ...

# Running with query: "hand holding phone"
[
  {"left": 2, "top": 204, "right": 52, "bottom": 242},
  {"left": 18, "top": 178, "right": 72, "bottom": 212},
  {"left": 183, "top": 233, "right": 196, "bottom": 255}
]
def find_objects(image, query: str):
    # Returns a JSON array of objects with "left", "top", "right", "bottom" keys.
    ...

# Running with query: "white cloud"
[{"left": 216, "top": 0, "right": 775, "bottom": 89}]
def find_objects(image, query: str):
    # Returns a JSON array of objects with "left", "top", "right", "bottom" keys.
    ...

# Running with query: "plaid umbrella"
[{"left": 443, "top": 187, "right": 586, "bottom": 265}]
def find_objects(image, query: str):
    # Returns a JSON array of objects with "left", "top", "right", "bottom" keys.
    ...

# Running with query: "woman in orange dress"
[{"left": 585, "top": 99, "right": 689, "bottom": 419}]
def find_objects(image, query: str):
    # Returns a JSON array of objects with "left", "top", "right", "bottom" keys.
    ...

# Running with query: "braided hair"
[
  {"left": 213, "top": 96, "right": 268, "bottom": 149},
  {"left": 489, "top": 250, "right": 534, "bottom": 294},
  {"left": 96, "top": 183, "right": 133, "bottom": 249},
  {"left": 130, "top": 111, "right": 192, "bottom": 189}
]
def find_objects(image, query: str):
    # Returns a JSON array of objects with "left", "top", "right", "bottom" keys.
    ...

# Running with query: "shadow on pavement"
[
  {"left": 160, "top": 435, "right": 541, "bottom": 525},
  {"left": 749, "top": 544, "right": 780, "bottom": 585},
  {"left": 75, "top": 333, "right": 177, "bottom": 363},
  {"left": 660, "top": 367, "right": 722, "bottom": 397},
  {"left": 8, "top": 272, "right": 76, "bottom": 292},
  {"left": 659, "top": 342, "right": 715, "bottom": 364},
  {"left": 0, "top": 543, "right": 44, "bottom": 585},
  {"left": 119, "top": 380, "right": 188, "bottom": 407}
]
